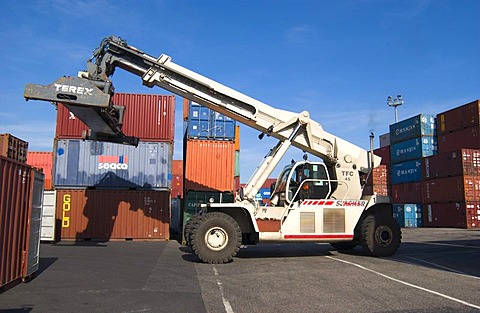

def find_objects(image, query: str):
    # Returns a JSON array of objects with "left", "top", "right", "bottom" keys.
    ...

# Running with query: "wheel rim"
[
  {"left": 375, "top": 225, "right": 393, "bottom": 247},
  {"left": 205, "top": 227, "right": 229, "bottom": 251}
]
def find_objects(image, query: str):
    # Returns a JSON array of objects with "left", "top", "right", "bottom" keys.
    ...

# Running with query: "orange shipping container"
[
  {"left": 55, "top": 189, "right": 170, "bottom": 241},
  {"left": 0, "top": 134, "right": 28, "bottom": 163},
  {"left": 172, "top": 160, "right": 183, "bottom": 176},
  {"left": 27, "top": 151, "right": 53, "bottom": 190},
  {"left": 184, "top": 139, "right": 235, "bottom": 192}
]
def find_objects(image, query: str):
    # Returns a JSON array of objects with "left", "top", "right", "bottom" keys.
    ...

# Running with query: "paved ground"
[{"left": 1, "top": 228, "right": 479, "bottom": 313}]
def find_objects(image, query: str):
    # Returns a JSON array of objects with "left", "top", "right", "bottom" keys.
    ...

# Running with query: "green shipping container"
[{"left": 234, "top": 151, "right": 240, "bottom": 177}]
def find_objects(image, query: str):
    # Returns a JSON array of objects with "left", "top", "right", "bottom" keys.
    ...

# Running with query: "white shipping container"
[
  {"left": 379, "top": 133, "right": 390, "bottom": 148},
  {"left": 41, "top": 190, "right": 56, "bottom": 242}
]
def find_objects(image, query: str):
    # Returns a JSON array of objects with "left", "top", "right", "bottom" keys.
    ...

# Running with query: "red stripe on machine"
[{"left": 284, "top": 234, "right": 354, "bottom": 239}]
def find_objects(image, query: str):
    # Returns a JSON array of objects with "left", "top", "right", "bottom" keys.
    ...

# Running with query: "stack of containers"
[
  {"left": 53, "top": 92, "right": 175, "bottom": 241},
  {"left": 422, "top": 100, "right": 480, "bottom": 228},
  {"left": 182, "top": 100, "right": 238, "bottom": 230},
  {"left": 254, "top": 178, "right": 277, "bottom": 206},
  {"left": 389, "top": 114, "right": 437, "bottom": 227},
  {"left": 365, "top": 133, "right": 392, "bottom": 198},
  {"left": 1, "top": 134, "right": 44, "bottom": 289},
  {"left": 26, "top": 152, "right": 56, "bottom": 241}
]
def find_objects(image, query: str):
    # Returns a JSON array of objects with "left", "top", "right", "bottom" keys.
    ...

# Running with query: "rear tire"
[
  {"left": 184, "top": 214, "right": 202, "bottom": 248},
  {"left": 191, "top": 212, "right": 241, "bottom": 264},
  {"left": 360, "top": 213, "right": 401, "bottom": 257}
]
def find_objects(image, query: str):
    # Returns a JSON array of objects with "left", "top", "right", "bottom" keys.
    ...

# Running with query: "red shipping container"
[
  {"left": 0, "top": 156, "right": 32, "bottom": 288},
  {"left": 55, "top": 189, "right": 170, "bottom": 241},
  {"left": 374, "top": 146, "right": 390, "bottom": 165},
  {"left": 172, "top": 160, "right": 183, "bottom": 176},
  {"left": 423, "top": 202, "right": 479, "bottom": 229},
  {"left": 423, "top": 149, "right": 480, "bottom": 180},
  {"left": 27, "top": 151, "right": 54, "bottom": 190},
  {"left": 0, "top": 134, "right": 28, "bottom": 163},
  {"left": 423, "top": 176, "right": 480, "bottom": 203},
  {"left": 437, "top": 100, "right": 480, "bottom": 135},
  {"left": 391, "top": 182, "right": 423, "bottom": 204},
  {"left": 171, "top": 174, "right": 183, "bottom": 198},
  {"left": 362, "top": 165, "right": 391, "bottom": 197},
  {"left": 56, "top": 93, "right": 175, "bottom": 142},
  {"left": 184, "top": 139, "right": 235, "bottom": 192},
  {"left": 437, "top": 126, "right": 480, "bottom": 154}
]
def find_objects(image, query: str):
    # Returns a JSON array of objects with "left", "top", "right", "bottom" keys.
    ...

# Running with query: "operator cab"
[{"left": 271, "top": 161, "right": 332, "bottom": 206}]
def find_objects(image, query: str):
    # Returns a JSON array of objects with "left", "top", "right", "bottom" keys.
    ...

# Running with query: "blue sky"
[{"left": 1, "top": 1, "right": 479, "bottom": 180}]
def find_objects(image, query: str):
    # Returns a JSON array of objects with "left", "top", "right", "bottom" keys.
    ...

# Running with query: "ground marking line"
[
  {"left": 213, "top": 266, "right": 234, "bottom": 313},
  {"left": 417, "top": 242, "right": 480, "bottom": 249},
  {"left": 402, "top": 256, "right": 480, "bottom": 280},
  {"left": 325, "top": 256, "right": 480, "bottom": 310}
]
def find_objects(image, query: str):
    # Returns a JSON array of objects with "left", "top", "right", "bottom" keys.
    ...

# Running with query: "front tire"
[
  {"left": 360, "top": 213, "right": 401, "bottom": 257},
  {"left": 191, "top": 212, "right": 241, "bottom": 264}
]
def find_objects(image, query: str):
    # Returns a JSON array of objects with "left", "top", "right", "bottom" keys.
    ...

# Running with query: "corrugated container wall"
[
  {"left": 437, "top": 126, "right": 480, "bottom": 154},
  {"left": 0, "top": 134, "right": 28, "bottom": 163},
  {"left": 55, "top": 189, "right": 170, "bottom": 240},
  {"left": 56, "top": 93, "right": 175, "bottom": 142},
  {"left": 422, "top": 149, "right": 480, "bottom": 180},
  {"left": 390, "top": 136, "right": 437, "bottom": 164},
  {"left": 186, "top": 102, "right": 236, "bottom": 140},
  {"left": 390, "top": 159, "right": 423, "bottom": 184},
  {"left": 437, "top": 100, "right": 480, "bottom": 135},
  {"left": 27, "top": 151, "right": 53, "bottom": 190},
  {"left": 389, "top": 114, "right": 436, "bottom": 144},
  {"left": 424, "top": 202, "right": 479, "bottom": 229},
  {"left": 391, "top": 182, "right": 423, "bottom": 204},
  {"left": 184, "top": 140, "right": 235, "bottom": 192},
  {"left": 379, "top": 133, "right": 390, "bottom": 148},
  {"left": 1, "top": 156, "right": 32, "bottom": 288},
  {"left": 393, "top": 204, "right": 423, "bottom": 227},
  {"left": 374, "top": 146, "right": 390, "bottom": 165},
  {"left": 54, "top": 140, "right": 172, "bottom": 189},
  {"left": 423, "top": 176, "right": 480, "bottom": 203}
]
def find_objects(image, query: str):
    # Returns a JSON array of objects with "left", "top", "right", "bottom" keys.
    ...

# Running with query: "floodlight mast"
[{"left": 387, "top": 95, "right": 404, "bottom": 123}]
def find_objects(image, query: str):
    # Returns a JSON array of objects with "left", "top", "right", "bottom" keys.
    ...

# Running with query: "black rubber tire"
[
  {"left": 191, "top": 212, "right": 241, "bottom": 264},
  {"left": 360, "top": 213, "right": 401, "bottom": 257},
  {"left": 330, "top": 242, "right": 357, "bottom": 250},
  {"left": 184, "top": 214, "right": 203, "bottom": 248}
]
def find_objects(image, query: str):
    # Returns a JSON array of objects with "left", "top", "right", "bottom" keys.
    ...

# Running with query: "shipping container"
[
  {"left": 379, "top": 133, "right": 390, "bottom": 148},
  {"left": 186, "top": 102, "right": 236, "bottom": 140},
  {"left": 170, "top": 198, "right": 182, "bottom": 234},
  {"left": 422, "top": 149, "right": 480, "bottom": 180},
  {"left": 234, "top": 125, "right": 241, "bottom": 151},
  {"left": 437, "top": 126, "right": 480, "bottom": 154},
  {"left": 27, "top": 151, "right": 54, "bottom": 190},
  {"left": 374, "top": 146, "right": 390, "bottom": 165},
  {"left": 172, "top": 160, "right": 183, "bottom": 176},
  {"left": 423, "top": 176, "right": 480, "bottom": 203},
  {"left": 184, "top": 139, "right": 235, "bottom": 192},
  {"left": 390, "top": 136, "right": 437, "bottom": 164},
  {"left": 389, "top": 114, "right": 436, "bottom": 144},
  {"left": 1, "top": 156, "right": 32, "bottom": 289},
  {"left": 424, "top": 202, "right": 479, "bottom": 229},
  {"left": 23, "top": 170, "right": 44, "bottom": 279},
  {"left": 391, "top": 159, "right": 423, "bottom": 184},
  {"left": 437, "top": 100, "right": 480, "bottom": 135},
  {"left": 56, "top": 93, "right": 176, "bottom": 141},
  {"left": 362, "top": 165, "right": 391, "bottom": 197},
  {"left": 54, "top": 139, "right": 172, "bottom": 189},
  {"left": 393, "top": 204, "right": 423, "bottom": 228},
  {"left": 182, "top": 191, "right": 234, "bottom": 225},
  {"left": 41, "top": 190, "right": 56, "bottom": 242},
  {"left": 55, "top": 189, "right": 170, "bottom": 240},
  {"left": 0, "top": 134, "right": 28, "bottom": 163},
  {"left": 171, "top": 174, "right": 183, "bottom": 198},
  {"left": 391, "top": 182, "right": 423, "bottom": 204}
]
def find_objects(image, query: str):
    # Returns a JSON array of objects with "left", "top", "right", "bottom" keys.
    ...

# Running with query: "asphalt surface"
[{"left": 1, "top": 228, "right": 479, "bottom": 313}]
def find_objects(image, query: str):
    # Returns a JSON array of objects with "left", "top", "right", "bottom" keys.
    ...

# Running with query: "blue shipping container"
[
  {"left": 393, "top": 204, "right": 423, "bottom": 228},
  {"left": 390, "top": 136, "right": 437, "bottom": 164},
  {"left": 391, "top": 159, "right": 423, "bottom": 184},
  {"left": 54, "top": 139, "right": 172, "bottom": 189},
  {"left": 187, "top": 102, "right": 236, "bottom": 140},
  {"left": 389, "top": 114, "right": 436, "bottom": 144}
]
